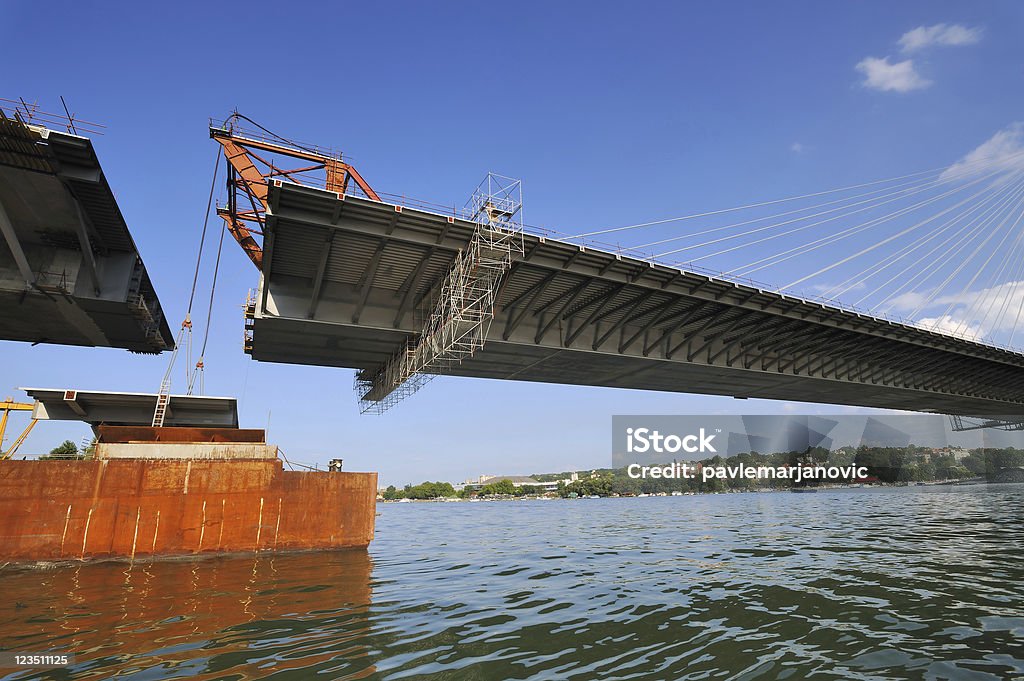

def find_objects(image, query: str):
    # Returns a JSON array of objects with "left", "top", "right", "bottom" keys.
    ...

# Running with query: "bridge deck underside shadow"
[
  {"left": 247, "top": 182, "right": 1024, "bottom": 416},
  {"left": 0, "top": 118, "right": 172, "bottom": 352}
]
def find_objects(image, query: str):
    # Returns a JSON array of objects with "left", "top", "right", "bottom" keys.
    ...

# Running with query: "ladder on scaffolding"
[{"left": 357, "top": 174, "right": 525, "bottom": 413}]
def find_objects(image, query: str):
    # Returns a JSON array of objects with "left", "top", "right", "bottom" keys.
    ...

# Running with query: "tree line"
[
  {"left": 380, "top": 478, "right": 531, "bottom": 500},
  {"left": 380, "top": 445, "right": 1024, "bottom": 500}
]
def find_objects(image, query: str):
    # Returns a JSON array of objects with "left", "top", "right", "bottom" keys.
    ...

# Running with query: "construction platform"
[
  {"left": 0, "top": 111, "right": 172, "bottom": 353},
  {"left": 244, "top": 183, "right": 1024, "bottom": 416}
]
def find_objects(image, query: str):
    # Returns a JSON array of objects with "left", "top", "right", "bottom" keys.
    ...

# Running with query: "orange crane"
[
  {"left": 210, "top": 113, "right": 380, "bottom": 270},
  {"left": 0, "top": 397, "right": 37, "bottom": 460}
]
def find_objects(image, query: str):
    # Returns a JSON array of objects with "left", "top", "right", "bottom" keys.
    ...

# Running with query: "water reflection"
[{"left": 0, "top": 551, "right": 374, "bottom": 680}]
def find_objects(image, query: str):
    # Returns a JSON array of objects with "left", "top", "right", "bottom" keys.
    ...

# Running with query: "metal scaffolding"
[{"left": 357, "top": 174, "right": 525, "bottom": 413}]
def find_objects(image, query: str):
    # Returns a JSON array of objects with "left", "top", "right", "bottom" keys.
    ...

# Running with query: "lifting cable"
[
  {"left": 156, "top": 150, "right": 222, "bottom": 400},
  {"left": 187, "top": 207, "right": 227, "bottom": 395},
  {"left": 181, "top": 112, "right": 303, "bottom": 396},
  {"left": 228, "top": 111, "right": 319, "bottom": 156}
]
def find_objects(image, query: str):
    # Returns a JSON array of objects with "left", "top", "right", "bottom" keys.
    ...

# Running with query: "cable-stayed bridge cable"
[{"left": 569, "top": 149, "right": 1024, "bottom": 239}]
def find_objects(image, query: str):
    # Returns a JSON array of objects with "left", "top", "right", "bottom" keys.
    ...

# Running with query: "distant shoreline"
[{"left": 378, "top": 477, "right": 1015, "bottom": 503}]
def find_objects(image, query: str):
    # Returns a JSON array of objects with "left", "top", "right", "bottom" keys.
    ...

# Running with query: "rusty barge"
[{"left": 0, "top": 390, "right": 376, "bottom": 563}]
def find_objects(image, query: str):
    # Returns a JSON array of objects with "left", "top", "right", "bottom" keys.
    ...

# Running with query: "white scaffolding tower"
[{"left": 356, "top": 173, "right": 525, "bottom": 413}]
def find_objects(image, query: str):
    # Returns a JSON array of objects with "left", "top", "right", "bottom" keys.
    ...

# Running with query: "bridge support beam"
[{"left": 0, "top": 197, "right": 35, "bottom": 289}]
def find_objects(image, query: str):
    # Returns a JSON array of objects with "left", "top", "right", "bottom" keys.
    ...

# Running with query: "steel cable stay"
[
  {"left": 828, "top": 178, "right": 1016, "bottom": 302},
  {"left": 941, "top": 191, "right": 1024, "bottom": 336},
  {"left": 723, "top": 182, "right": 996, "bottom": 281},
  {"left": 847, "top": 175, "right": 1024, "bottom": 307},
  {"left": 875, "top": 192, "right": 1016, "bottom": 317},
  {"left": 628, "top": 169, "right": 973, "bottom": 252},
  {"left": 947, "top": 222, "right": 1024, "bottom": 337},
  {"left": 897, "top": 181, "right": 1024, "bottom": 323},
  {"left": 949, "top": 194, "right": 1024, "bottom": 335},
  {"left": 783, "top": 169, "right": 1024, "bottom": 295},
  {"left": 706, "top": 163, "right": 1016, "bottom": 277},
  {"left": 755, "top": 174, "right": 1021, "bottom": 292},
  {"left": 651, "top": 171, "right": 973, "bottom": 260},
  {"left": 962, "top": 226, "right": 1024, "bottom": 338},
  {"left": 648, "top": 158, "right": 1018, "bottom": 264},
  {"left": 819, "top": 193, "right": 1003, "bottom": 301},
  {"left": 874, "top": 177, "right": 1024, "bottom": 311},
  {"left": 979, "top": 213, "right": 1024, "bottom": 336},
  {"left": 560, "top": 150, "right": 1024, "bottom": 344},
  {"left": 625, "top": 150, "right": 1020, "bottom": 253},
  {"left": 821, "top": 182, "right": 1008, "bottom": 302},
  {"left": 568, "top": 148, "right": 1024, "bottom": 240},
  {"left": 904, "top": 180, "right": 1024, "bottom": 321},
  {"left": 749, "top": 169, "right": 1024, "bottom": 290},
  {"left": 1010, "top": 272, "right": 1024, "bottom": 346}
]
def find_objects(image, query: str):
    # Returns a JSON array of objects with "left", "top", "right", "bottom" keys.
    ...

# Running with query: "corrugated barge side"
[{"left": 0, "top": 456, "right": 376, "bottom": 563}]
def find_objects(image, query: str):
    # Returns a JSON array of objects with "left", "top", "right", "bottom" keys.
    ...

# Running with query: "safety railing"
[{"left": 0, "top": 97, "right": 104, "bottom": 136}]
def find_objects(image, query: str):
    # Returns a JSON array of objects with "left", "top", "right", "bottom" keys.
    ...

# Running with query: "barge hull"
[{"left": 0, "top": 459, "right": 376, "bottom": 562}]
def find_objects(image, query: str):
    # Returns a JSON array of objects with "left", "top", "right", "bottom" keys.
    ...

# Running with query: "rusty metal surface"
[
  {"left": 97, "top": 425, "right": 266, "bottom": 443},
  {"left": 0, "top": 459, "right": 376, "bottom": 562}
]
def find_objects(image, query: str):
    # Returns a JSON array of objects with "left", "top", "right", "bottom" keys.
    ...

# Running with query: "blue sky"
[{"left": 2, "top": 1, "right": 1022, "bottom": 485}]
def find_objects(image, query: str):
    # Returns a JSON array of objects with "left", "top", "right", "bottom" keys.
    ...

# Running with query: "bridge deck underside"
[
  {"left": 0, "top": 119, "right": 172, "bottom": 352},
  {"left": 249, "top": 183, "right": 1024, "bottom": 416}
]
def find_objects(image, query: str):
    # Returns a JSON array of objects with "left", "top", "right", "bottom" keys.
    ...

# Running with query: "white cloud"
[
  {"left": 898, "top": 24, "right": 982, "bottom": 52},
  {"left": 889, "top": 280, "right": 1024, "bottom": 341},
  {"left": 856, "top": 56, "right": 931, "bottom": 93},
  {"left": 934, "top": 281, "right": 1024, "bottom": 331},
  {"left": 940, "top": 122, "right": 1024, "bottom": 180},
  {"left": 790, "top": 142, "right": 804, "bottom": 154},
  {"left": 855, "top": 24, "right": 981, "bottom": 95},
  {"left": 915, "top": 314, "right": 983, "bottom": 340}
]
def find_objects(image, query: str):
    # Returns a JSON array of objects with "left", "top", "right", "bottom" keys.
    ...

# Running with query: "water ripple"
[{"left": 1, "top": 485, "right": 1022, "bottom": 679}]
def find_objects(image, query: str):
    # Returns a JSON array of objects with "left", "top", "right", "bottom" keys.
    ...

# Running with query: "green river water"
[{"left": 1, "top": 484, "right": 1022, "bottom": 680}]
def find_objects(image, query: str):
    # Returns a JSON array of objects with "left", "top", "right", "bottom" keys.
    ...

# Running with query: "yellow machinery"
[{"left": 0, "top": 397, "right": 37, "bottom": 460}]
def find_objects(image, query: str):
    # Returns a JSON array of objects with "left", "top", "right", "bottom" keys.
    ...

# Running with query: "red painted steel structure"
[{"left": 210, "top": 115, "right": 380, "bottom": 269}]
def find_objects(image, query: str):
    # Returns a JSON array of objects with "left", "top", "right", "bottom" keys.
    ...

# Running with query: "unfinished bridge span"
[{"left": 211, "top": 119, "right": 1024, "bottom": 416}]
